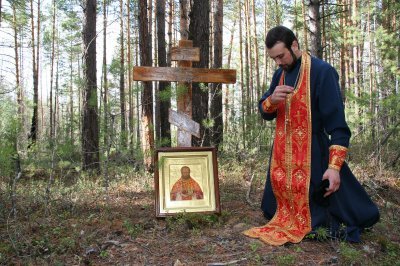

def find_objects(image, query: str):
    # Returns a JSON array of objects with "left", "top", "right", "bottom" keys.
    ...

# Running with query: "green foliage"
[
  {"left": 249, "top": 241, "right": 261, "bottom": 252},
  {"left": 339, "top": 242, "right": 362, "bottom": 265},
  {"left": 166, "top": 212, "right": 222, "bottom": 231},
  {"left": 123, "top": 220, "right": 144, "bottom": 238},
  {"left": 99, "top": 250, "right": 109, "bottom": 259},
  {"left": 276, "top": 253, "right": 296, "bottom": 266},
  {"left": 159, "top": 85, "right": 173, "bottom": 102},
  {"left": 315, "top": 227, "right": 329, "bottom": 241},
  {"left": 202, "top": 117, "right": 215, "bottom": 129},
  {"left": 57, "top": 237, "right": 76, "bottom": 253},
  {"left": 0, "top": 97, "right": 18, "bottom": 177}
]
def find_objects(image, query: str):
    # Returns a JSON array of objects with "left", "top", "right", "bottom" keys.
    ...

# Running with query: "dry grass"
[{"left": 0, "top": 157, "right": 399, "bottom": 265}]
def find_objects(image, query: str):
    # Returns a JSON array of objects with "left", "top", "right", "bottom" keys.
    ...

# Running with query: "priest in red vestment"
[
  {"left": 243, "top": 26, "right": 379, "bottom": 245},
  {"left": 170, "top": 166, "right": 204, "bottom": 201}
]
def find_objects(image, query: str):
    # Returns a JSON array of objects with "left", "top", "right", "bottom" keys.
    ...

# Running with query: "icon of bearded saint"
[{"left": 170, "top": 166, "right": 204, "bottom": 201}]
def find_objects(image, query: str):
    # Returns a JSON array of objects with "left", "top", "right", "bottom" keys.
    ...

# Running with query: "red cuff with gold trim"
[
  {"left": 262, "top": 96, "right": 278, "bottom": 113},
  {"left": 328, "top": 145, "right": 348, "bottom": 171}
]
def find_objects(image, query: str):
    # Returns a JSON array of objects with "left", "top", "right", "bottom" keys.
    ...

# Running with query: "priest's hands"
[
  {"left": 322, "top": 168, "right": 341, "bottom": 197},
  {"left": 270, "top": 85, "right": 294, "bottom": 104}
]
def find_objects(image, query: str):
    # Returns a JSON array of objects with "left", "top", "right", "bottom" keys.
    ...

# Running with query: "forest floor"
[{"left": 0, "top": 157, "right": 399, "bottom": 265}]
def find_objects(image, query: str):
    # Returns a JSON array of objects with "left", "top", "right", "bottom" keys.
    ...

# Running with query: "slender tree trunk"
[
  {"left": 224, "top": 19, "right": 236, "bottom": 133},
  {"left": 103, "top": 0, "right": 108, "bottom": 148},
  {"left": 189, "top": 0, "right": 210, "bottom": 147},
  {"left": 210, "top": 0, "right": 223, "bottom": 149},
  {"left": 244, "top": 0, "right": 253, "bottom": 116},
  {"left": 309, "top": 0, "right": 322, "bottom": 58},
  {"left": 12, "top": 3, "right": 23, "bottom": 150},
  {"left": 82, "top": 0, "right": 100, "bottom": 172},
  {"left": 167, "top": 0, "right": 174, "bottom": 65},
  {"left": 157, "top": 0, "right": 171, "bottom": 147},
  {"left": 251, "top": 0, "right": 261, "bottom": 98},
  {"left": 138, "top": 0, "right": 154, "bottom": 169},
  {"left": 29, "top": 0, "right": 38, "bottom": 144},
  {"left": 209, "top": 0, "right": 213, "bottom": 68},
  {"left": 37, "top": 0, "right": 42, "bottom": 136},
  {"left": 301, "top": 0, "right": 309, "bottom": 51},
  {"left": 238, "top": 0, "right": 245, "bottom": 149},
  {"left": 55, "top": 30, "right": 60, "bottom": 138},
  {"left": 120, "top": 0, "right": 126, "bottom": 147},
  {"left": 127, "top": 0, "right": 134, "bottom": 152},
  {"left": 321, "top": 0, "right": 326, "bottom": 61},
  {"left": 367, "top": 0, "right": 375, "bottom": 140},
  {"left": 49, "top": 0, "right": 56, "bottom": 139},
  {"left": 135, "top": 25, "right": 141, "bottom": 150},
  {"left": 263, "top": 0, "right": 269, "bottom": 88},
  {"left": 69, "top": 39, "right": 74, "bottom": 143},
  {"left": 339, "top": 0, "right": 347, "bottom": 103}
]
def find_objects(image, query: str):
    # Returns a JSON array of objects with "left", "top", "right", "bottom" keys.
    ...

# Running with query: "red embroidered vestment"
[{"left": 243, "top": 52, "right": 312, "bottom": 245}]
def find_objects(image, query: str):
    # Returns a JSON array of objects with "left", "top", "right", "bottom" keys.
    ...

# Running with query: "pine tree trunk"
[
  {"left": 69, "top": 42, "right": 74, "bottom": 144},
  {"left": 82, "top": 0, "right": 100, "bottom": 172},
  {"left": 37, "top": 0, "right": 42, "bottom": 136},
  {"left": 244, "top": 0, "right": 253, "bottom": 116},
  {"left": 238, "top": 0, "right": 245, "bottom": 149},
  {"left": 189, "top": 0, "right": 210, "bottom": 147},
  {"left": 127, "top": 0, "right": 134, "bottom": 152},
  {"left": 339, "top": 0, "right": 347, "bottom": 103},
  {"left": 179, "top": 0, "right": 189, "bottom": 39},
  {"left": 210, "top": 0, "right": 223, "bottom": 149},
  {"left": 103, "top": 0, "right": 108, "bottom": 148},
  {"left": 138, "top": 0, "right": 154, "bottom": 169},
  {"left": 224, "top": 19, "right": 236, "bottom": 133},
  {"left": 49, "top": 0, "right": 56, "bottom": 139},
  {"left": 12, "top": 3, "right": 23, "bottom": 151},
  {"left": 321, "top": 1, "right": 326, "bottom": 61},
  {"left": 157, "top": 0, "right": 171, "bottom": 147},
  {"left": 120, "top": 0, "right": 126, "bottom": 146},
  {"left": 367, "top": 0, "right": 376, "bottom": 140},
  {"left": 251, "top": 0, "right": 261, "bottom": 98},
  {"left": 167, "top": 0, "right": 174, "bottom": 65},
  {"left": 301, "top": 0, "right": 309, "bottom": 51},
  {"left": 309, "top": 0, "right": 322, "bottom": 58},
  {"left": 29, "top": 0, "right": 39, "bottom": 144}
]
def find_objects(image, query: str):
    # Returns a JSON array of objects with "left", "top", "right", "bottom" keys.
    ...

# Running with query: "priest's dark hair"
[{"left": 265, "top": 25, "right": 299, "bottom": 49}]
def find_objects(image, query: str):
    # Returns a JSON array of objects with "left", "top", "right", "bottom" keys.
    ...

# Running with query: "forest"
[{"left": 0, "top": 0, "right": 399, "bottom": 265}]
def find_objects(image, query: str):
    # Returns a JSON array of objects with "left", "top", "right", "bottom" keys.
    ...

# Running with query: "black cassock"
[{"left": 259, "top": 56, "right": 380, "bottom": 242}]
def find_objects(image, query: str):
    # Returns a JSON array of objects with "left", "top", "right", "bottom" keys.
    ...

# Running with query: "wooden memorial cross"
[{"left": 133, "top": 40, "right": 236, "bottom": 147}]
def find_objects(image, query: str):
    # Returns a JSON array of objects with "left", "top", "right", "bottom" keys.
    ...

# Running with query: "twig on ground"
[
  {"left": 206, "top": 258, "right": 247, "bottom": 265},
  {"left": 246, "top": 173, "right": 256, "bottom": 207}
]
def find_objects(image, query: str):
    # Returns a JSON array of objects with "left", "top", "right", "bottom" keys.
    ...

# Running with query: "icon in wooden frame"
[{"left": 154, "top": 147, "right": 221, "bottom": 217}]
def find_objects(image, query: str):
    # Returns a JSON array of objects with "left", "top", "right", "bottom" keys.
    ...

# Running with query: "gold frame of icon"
[{"left": 154, "top": 147, "right": 220, "bottom": 217}]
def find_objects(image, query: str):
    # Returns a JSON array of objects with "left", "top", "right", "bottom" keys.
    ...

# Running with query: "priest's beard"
[{"left": 281, "top": 48, "right": 298, "bottom": 72}]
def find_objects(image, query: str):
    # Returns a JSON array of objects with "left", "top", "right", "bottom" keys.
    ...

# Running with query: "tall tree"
[
  {"left": 49, "top": 0, "right": 56, "bottom": 139},
  {"left": 189, "top": 0, "right": 210, "bottom": 147},
  {"left": 127, "top": 0, "right": 134, "bottom": 151},
  {"left": 102, "top": 0, "right": 108, "bottom": 147},
  {"left": 179, "top": 0, "right": 189, "bottom": 39},
  {"left": 138, "top": 0, "right": 154, "bottom": 169},
  {"left": 11, "top": 1, "right": 24, "bottom": 151},
  {"left": 308, "top": 0, "right": 322, "bottom": 58},
  {"left": 238, "top": 0, "right": 245, "bottom": 149},
  {"left": 82, "top": 0, "right": 100, "bottom": 171},
  {"left": 210, "top": 0, "right": 223, "bottom": 148},
  {"left": 251, "top": 0, "right": 260, "bottom": 98},
  {"left": 29, "top": 0, "right": 39, "bottom": 144},
  {"left": 157, "top": 0, "right": 171, "bottom": 147},
  {"left": 119, "top": 0, "right": 126, "bottom": 146}
]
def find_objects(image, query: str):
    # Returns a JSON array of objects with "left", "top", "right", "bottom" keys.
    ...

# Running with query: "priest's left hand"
[{"left": 322, "top": 168, "right": 340, "bottom": 197}]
